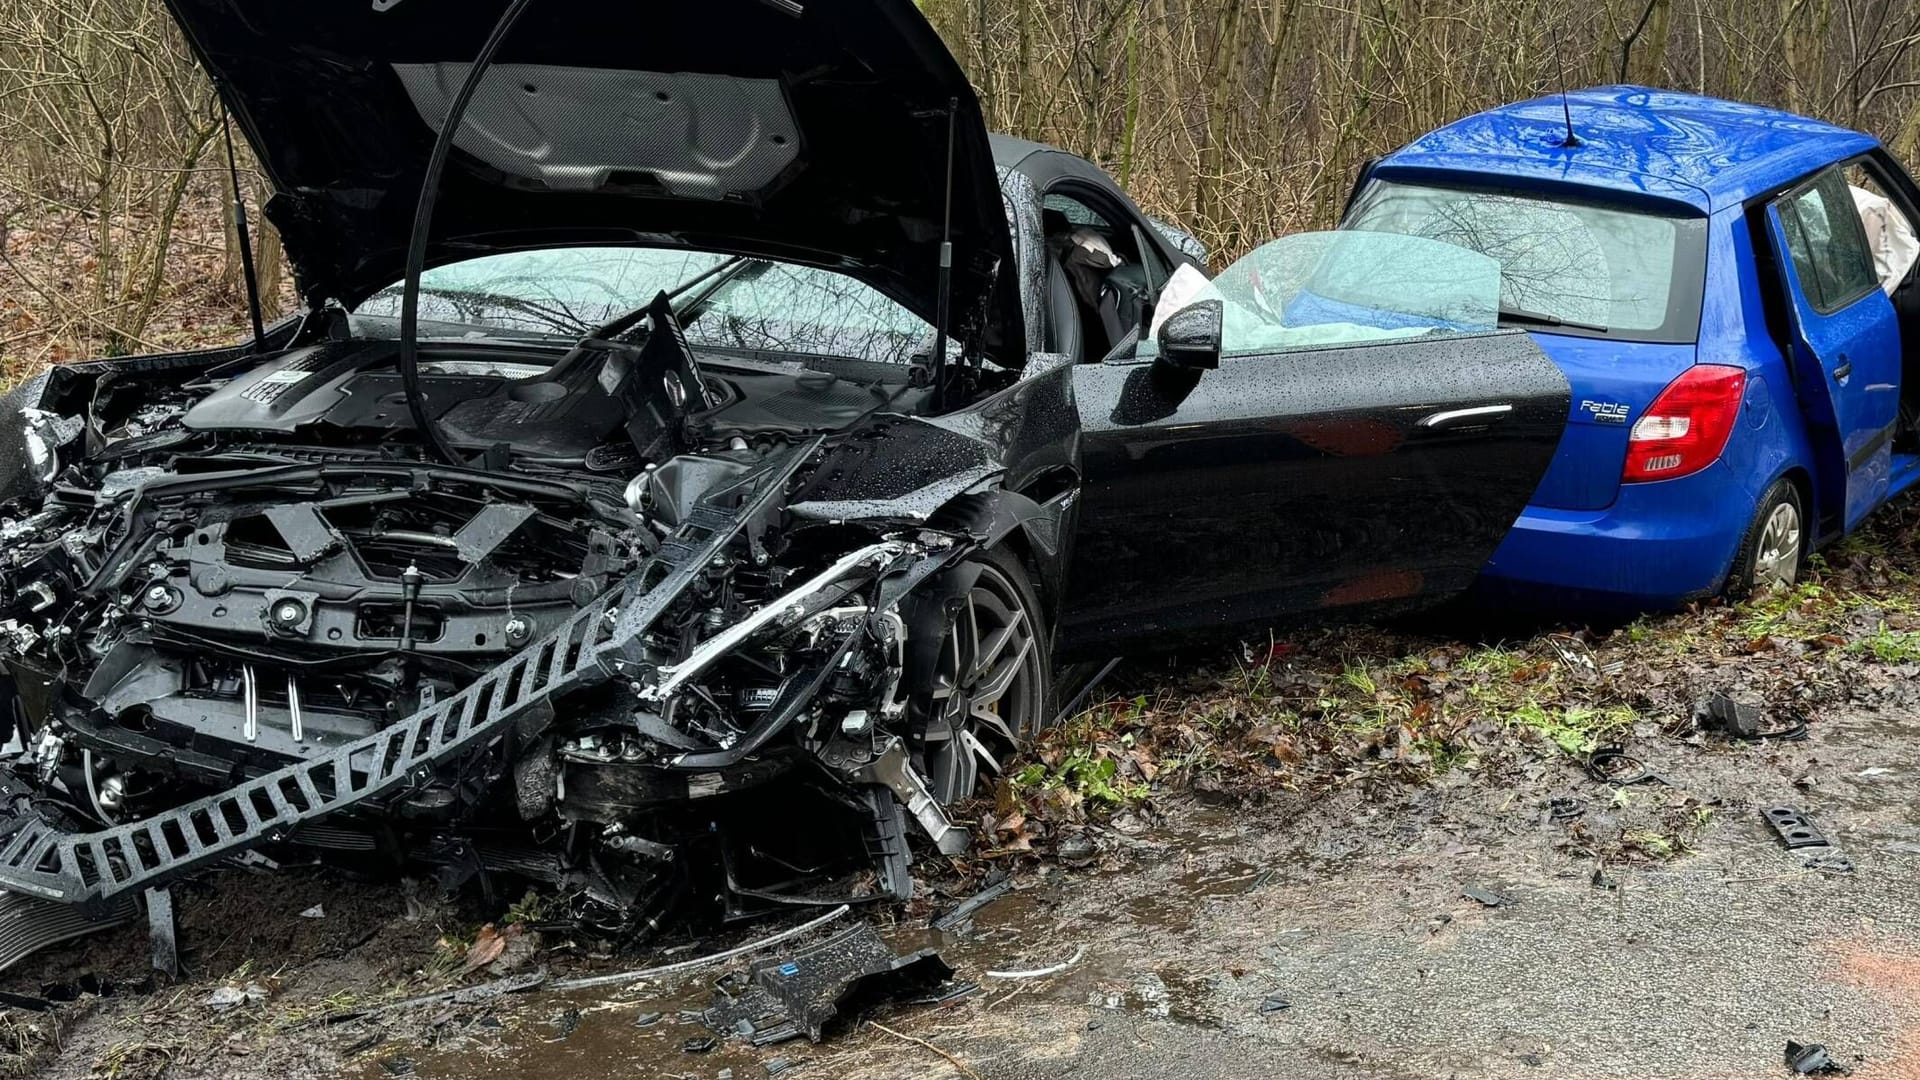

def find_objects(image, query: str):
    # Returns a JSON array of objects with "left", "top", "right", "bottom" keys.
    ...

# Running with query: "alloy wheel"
[
  {"left": 921, "top": 562, "right": 1044, "bottom": 805},
  {"left": 1752, "top": 499, "right": 1802, "bottom": 592}
]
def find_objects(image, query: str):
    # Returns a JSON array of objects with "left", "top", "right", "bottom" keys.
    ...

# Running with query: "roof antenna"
[
  {"left": 926, "top": 97, "right": 958, "bottom": 414},
  {"left": 1552, "top": 42, "right": 1582, "bottom": 148},
  {"left": 220, "top": 109, "right": 267, "bottom": 353},
  {"left": 397, "top": 0, "right": 536, "bottom": 467}
]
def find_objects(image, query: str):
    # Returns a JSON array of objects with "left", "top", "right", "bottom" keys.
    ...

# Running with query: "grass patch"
[
  {"left": 1848, "top": 625, "right": 1920, "bottom": 663},
  {"left": 1510, "top": 700, "right": 1637, "bottom": 755}
]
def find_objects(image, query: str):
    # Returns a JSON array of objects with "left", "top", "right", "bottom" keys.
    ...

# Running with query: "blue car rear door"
[{"left": 1764, "top": 165, "right": 1902, "bottom": 530}]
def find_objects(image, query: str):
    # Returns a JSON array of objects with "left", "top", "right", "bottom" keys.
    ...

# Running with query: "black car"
[{"left": 0, "top": 0, "right": 1569, "bottom": 949}]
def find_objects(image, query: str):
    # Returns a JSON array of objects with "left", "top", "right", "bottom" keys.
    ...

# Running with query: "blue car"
[{"left": 1341, "top": 86, "right": 1920, "bottom": 609}]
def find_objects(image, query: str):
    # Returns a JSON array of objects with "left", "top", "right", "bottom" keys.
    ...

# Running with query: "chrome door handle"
[{"left": 1417, "top": 404, "right": 1513, "bottom": 429}]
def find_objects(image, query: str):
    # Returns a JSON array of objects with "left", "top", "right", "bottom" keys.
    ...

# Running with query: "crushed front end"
[{"left": 0, "top": 349, "right": 1027, "bottom": 941}]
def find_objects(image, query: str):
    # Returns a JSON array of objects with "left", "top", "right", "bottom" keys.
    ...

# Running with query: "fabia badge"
[{"left": 1580, "top": 399, "right": 1630, "bottom": 424}]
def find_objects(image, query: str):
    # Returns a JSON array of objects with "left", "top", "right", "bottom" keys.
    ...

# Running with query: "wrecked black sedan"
[{"left": 0, "top": 0, "right": 1570, "bottom": 952}]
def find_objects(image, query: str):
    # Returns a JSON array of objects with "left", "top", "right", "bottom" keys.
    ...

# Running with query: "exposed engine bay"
[{"left": 0, "top": 305, "right": 1053, "bottom": 938}]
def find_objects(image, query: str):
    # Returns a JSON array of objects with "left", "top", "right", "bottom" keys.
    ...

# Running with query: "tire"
[
  {"left": 1726, "top": 477, "right": 1806, "bottom": 598},
  {"left": 916, "top": 546, "right": 1052, "bottom": 806}
]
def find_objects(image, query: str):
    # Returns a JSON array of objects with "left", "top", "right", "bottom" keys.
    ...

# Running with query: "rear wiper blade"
[{"left": 1499, "top": 307, "right": 1610, "bottom": 334}]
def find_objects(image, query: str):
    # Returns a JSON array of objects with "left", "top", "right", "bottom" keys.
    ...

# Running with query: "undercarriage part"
[
  {"left": 0, "top": 442, "right": 816, "bottom": 904},
  {"left": 857, "top": 739, "right": 969, "bottom": 857},
  {"left": 701, "top": 922, "right": 962, "bottom": 1044},
  {"left": 0, "top": 888, "right": 137, "bottom": 974}
]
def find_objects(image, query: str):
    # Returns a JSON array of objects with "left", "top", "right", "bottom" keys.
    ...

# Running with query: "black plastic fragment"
[
  {"left": 683, "top": 1036, "right": 719, "bottom": 1054},
  {"left": 1785, "top": 1040, "right": 1851, "bottom": 1075},
  {"left": 1763, "top": 806, "right": 1832, "bottom": 850},
  {"left": 1586, "top": 747, "right": 1661, "bottom": 786},
  {"left": 703, "top": 923, "right": 961, "bottom": 1044},
  {"left": 146, "top": 886, "right": 178, "bottom": 980},
  {"left": 1696, "top": 692, "right": 1807, "bottom": 741},
  {"left": 931, "top": 876, "right": 1013, "bottom": 932}
]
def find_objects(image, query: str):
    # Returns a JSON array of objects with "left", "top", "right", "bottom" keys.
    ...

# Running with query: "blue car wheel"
[{"left": 1726, "top": 477, "right": 1805, "bottom": 596}]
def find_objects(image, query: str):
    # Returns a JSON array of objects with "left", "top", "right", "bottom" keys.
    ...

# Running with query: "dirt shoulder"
[{"left": 11, "top": 489, "right": 1920, "bottom": 1080}]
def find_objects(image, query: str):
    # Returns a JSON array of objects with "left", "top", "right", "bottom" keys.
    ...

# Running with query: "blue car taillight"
[{"left": 1622, "top": 364, "right": 1746, "bottom": 482}]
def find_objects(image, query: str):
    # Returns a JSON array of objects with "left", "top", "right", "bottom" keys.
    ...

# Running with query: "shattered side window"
[{"left": 1172, "top": 231, "right": 1501, "bottom": 358}]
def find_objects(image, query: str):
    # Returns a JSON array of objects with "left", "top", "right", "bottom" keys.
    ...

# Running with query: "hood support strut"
[{"left": 397, "top": 0, "right": 536, "bottom": 467}]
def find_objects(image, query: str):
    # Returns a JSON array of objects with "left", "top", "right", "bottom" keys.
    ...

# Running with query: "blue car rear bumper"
[{"left": 1477, "top": 461, "right": 1749, "bottom": 609}]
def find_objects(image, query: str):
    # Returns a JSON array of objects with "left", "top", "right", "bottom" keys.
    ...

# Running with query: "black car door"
[{"left": 1054, "top": 233, "right": 1570, "bottom": 656}]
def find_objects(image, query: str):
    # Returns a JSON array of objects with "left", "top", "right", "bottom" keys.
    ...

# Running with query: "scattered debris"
[
  {"left": 1802, "top": 853, "right": 1856, "bottom": 875},
  {"left": 552, "top": 905, "right": 851, "bottom": 993},
  {"left": 930, "top": 877, "right": 1015, "bottom": 932},
  {"left": 703, "top": 923, "right": 964, "bottom": 1044},
  {"left": 682, "top": 1036, "right": 718, "bottom": 1054},
  {"left": 1586, "top": 747, "right": 1661, "bottom": 786},
  {"left": 1785, "top": 1039, "right": 1852, "bottom": 1075},
  {"left": 145, "top": 886, "right": 178, "bottom": 980},
  {"left": 632, "top": 1011, "right": 664, "bottom": 1028},
  {"left": 765, "top": 1058, "right": 801, "bottom": 1076},
  {"left": 1696, "top": 692, "right": 1806, "bottom": 741},
  {"left": 319, "top": 970, "right": 547, "bottom": 1025},
  {"left": 205, "top": 982, "right": 269, "bottom": 1011},
  {"left": 1257, "top": 994, "right": 1291, "bottom": 1014},
  {"left": 1462, "top": 884, "right": 1509, "bottom": 908},
  {"left": 300, "top": 904, "right": 326, "bottom": 919},
  {"left": 1056, "top": 834, "right": 1098, "bottom": 866},
  {"left": 1548, "top": 634, "right": 1622, "bottom": 682},
  {"left": 548, "top": 1006, "right": 582, "bottom": 1040},
  {"left": 984, "top": 945, "right": 1088, "bottom": 980},
  {"left": 1546, "top": 797, "right": 1586, "bottom": 822},
  {"left": 1763, "top": 807, "right": 1833, "bottom": 850}
]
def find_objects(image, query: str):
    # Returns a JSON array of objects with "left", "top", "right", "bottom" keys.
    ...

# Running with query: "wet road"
[{"left": 353, "top": 703, "right": 1920, "bottom": 1080}]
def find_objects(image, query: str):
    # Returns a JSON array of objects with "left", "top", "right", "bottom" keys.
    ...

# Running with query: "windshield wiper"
[
  {"left": 578, "top": 256, "right": 756, "bottom": 345},
  {"left": 1499, "top": 307, "right": 1610, "bottom": 334}
]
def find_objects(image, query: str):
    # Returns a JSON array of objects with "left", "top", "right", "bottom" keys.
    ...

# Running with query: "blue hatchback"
[{"left": 1342, "top": 86, "right": 1920, "bottom": 609}]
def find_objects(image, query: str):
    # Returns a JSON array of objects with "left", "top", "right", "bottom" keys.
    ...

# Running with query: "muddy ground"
[{"left": 12, "top": 508, "right": 1920, "bottom": 1080}]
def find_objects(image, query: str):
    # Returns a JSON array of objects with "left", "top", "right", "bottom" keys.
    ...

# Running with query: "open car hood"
[{"left": 163, "top": 0, "right": 1023, "bottom": 361}]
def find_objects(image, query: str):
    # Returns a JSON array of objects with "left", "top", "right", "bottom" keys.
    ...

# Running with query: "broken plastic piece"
[
  {"left": 930, "top": 876, "right": 1013, "bottom": 932},
  {"left": 1258, "top": 993, "right": 1291, "bottom": 1014},
  {"left": 146, "top": 886, "right": 178, "bottom": 980},
  {"left": 1763, "top": 806, "right": 1832, "bottom": 850},
  {"left": 552, "top": 904, "right": 850, "bottom": 992},
  {"left": 1695, "top": 692, "right": 1806, "bottom": 741},
  {"left": 702, "top": 923, "right": 960, "bottom": 1044},
  {"left": 985, "top": 945, "right": 1087, "bottom": 980},
  {"left": 1785, "top": 1040, "right": 1851, "bottom": 1075}
]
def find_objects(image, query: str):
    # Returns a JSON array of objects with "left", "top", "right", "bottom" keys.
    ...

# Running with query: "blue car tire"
[{"left": 1726, "top": 477, "right": 1805, "bottom": 597}]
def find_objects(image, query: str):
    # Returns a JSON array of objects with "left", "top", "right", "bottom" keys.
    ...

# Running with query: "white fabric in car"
[{"left": 1850, "top": 184, "right": 1920, "bottom": 295}]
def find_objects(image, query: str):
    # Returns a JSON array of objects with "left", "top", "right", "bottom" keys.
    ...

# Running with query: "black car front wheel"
[
  {"left": 920, "top": 548, "right": 1050, "bottom": 806},
  {"left": 1727, "top": 477, "right": 1805, "bottom": 597}
]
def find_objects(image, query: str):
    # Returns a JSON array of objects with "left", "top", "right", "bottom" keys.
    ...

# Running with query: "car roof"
[
  {"left": 990, "top": 133, "right": 1055, "bottom": 171},
  {"left": 1372, "top": 86, "right": 1880, "bottom": 213}
]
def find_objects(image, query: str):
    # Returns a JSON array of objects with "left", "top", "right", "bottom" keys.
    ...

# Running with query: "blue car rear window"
[{"left": 1344, "top": 180, "right": 1708, "bottom": 344}]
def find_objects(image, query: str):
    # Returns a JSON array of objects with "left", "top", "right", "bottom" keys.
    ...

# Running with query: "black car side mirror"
[{"left": 1155, "top": 299, "right": 1222, "bottom": 371}]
